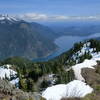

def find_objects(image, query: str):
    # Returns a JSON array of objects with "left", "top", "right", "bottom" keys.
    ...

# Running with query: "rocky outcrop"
[
  {"left": 82, "top": 65, "right": 100, "bottom": 87},
  {"left": 0, "top": 79, "right": 42, "bottom": 100}
]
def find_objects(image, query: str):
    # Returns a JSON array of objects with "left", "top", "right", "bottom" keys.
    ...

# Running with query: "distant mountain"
[
  {"left": 0, "top": 15, "right": 57, "bottom": 60},
  {"left": 46, "top": 21, "right": 100, "bottom": 36},
  {"left": 60, "top": 25, "right": 100, "bottom": 36}
]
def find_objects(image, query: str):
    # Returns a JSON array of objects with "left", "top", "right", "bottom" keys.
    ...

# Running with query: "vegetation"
[
  {"left": 0, "top": 39, "right": 100, "bottom": 92},
  {"left": 0, "top": 56, "right": 74, "bottom": 92}
]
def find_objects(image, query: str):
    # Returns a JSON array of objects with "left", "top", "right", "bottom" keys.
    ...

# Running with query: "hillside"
[
  {"left": 42, "top": 39, "right": 100, "bottom": 100},
  {"left": 0, "top": 39, "right": 100, "bottom": 100},
  {"left": 0, "top": 15, "right": 57, "bottom": 60}
]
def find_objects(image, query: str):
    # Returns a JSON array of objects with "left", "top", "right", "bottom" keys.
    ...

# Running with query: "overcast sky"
[{"left": 0, "top": 0, "right": 100, "bottom": 21}]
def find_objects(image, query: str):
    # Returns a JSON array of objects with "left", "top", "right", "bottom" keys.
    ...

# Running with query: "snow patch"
[
  {"left": 72, "top": 59, "right": 97, "bottom": 81},
  {"left": 72, "top": 42, "right": 92, "bottom": 61},
  {"left": 42, "top": 80, "right": 93, "bottom": 100},
  {"left": 0, "top": 15, "right": 20, "bottom": 23},
  {"left": 0, "top": 64, "right": 19, "bottom": 87},
  {"left": 0, "top": 65, "right": 17, "bottom": 79},
  {"left": 10, "top": 78, "right": 19, "bottom": 88},
  {"left": 10, "top": 78, "right": 19, "bottom": 84}
]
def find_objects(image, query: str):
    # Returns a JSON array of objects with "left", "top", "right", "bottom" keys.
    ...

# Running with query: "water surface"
[{"left": 33, "top": 33, "right": 100, "bottom": 62}]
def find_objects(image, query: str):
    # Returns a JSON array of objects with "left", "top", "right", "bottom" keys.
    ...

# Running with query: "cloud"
[
  {"left": 16, "top": 13, "right": 100, "bottom": 22},
  {"left": 17, "top": 13, "right": 69, "bottom": 21},
  {"left": 18, "top": 13, "right": 48, "bottom": 20}
]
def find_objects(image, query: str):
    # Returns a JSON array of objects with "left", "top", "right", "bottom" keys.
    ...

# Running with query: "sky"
[{"left": 0, "top": 0, "right": 100, "bottom": 21}]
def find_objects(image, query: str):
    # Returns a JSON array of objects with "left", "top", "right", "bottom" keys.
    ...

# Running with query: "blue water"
[
  {"left": 33, "top": 36, "right": 84, "bottom": 62},
  {"left": 33, "top": 33, "right": 100, "bottom": 62}
]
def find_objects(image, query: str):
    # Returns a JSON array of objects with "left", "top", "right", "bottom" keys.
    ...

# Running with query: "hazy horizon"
[{"left": 0, "top": 0, "right": 100, "bottom": 22}]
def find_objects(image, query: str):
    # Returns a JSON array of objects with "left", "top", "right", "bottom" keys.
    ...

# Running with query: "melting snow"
[
  {"left": 10, "top": 78, "right": 19, "bottom": 88},
  {"left": 72, "top": 59, "right": 97, "bottom": 81},
  {"left": 42, "top": 80, "right": 93, "bottom": 100},
  {"left": 42, "top": 41, "right": 100, "bottom": 100},
  {"left": 72, "top": 41, "right": 100, "bottom": 81},
  {"left": 72, "top": 42, "right": 95, "bottom": 62},
  {"left": 10, "top": 78, "right": 19, "bottom": 85},
  {"left": 42, "top": 60, "right": 96, "bottom": 100},
  {"left": 0, "top": 65, "right": 17, "bottom": 79},
  {"left": 0, "top": 64, "right": 19, "bottom": 87}
]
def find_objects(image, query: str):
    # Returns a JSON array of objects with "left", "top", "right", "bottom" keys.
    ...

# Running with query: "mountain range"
[
  {"left": 0, "top": 15, "right": 57, "bottom": 60},
  {"left": 46, "top": 21, "right": 100, "bottom": 36}
]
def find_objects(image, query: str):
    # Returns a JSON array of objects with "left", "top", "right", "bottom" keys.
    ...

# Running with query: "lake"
[{"left": 33, "top": 33, "right": 100, "bottom": 62}]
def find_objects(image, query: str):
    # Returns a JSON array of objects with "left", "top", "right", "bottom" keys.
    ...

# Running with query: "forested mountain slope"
[
  {"left": 0, "top": 15, "right": 57, "bottom": 60},
  {"left": 0, "top": 39, "right": 100, "bottom": 100}
]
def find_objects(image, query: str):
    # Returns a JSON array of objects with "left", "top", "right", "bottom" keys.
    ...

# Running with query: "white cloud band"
[{"left": 16, "top": 13, "right": 100, "bottom": 21}]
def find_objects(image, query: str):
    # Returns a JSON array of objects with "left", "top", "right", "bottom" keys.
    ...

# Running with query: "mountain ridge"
[{"left": 0, "top": 15, "right": 57, "bottom": 60}]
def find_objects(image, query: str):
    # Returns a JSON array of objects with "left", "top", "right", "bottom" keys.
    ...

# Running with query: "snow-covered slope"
[
  {"left": 72, "top": 42, "right": 92, "bottom": 60},
  {"left": 42, "top": 80, "right": 93, "bottom": 100},
  {"left": 72, "top": 52, "right": 100, "bottom": 82},
  {"left": 72, "top": 59, "right": 96, "bottom": 81},
  {"left": 42, "top": 41, "right": 100, "bottom": 100},
  {"left": 72, "top": 42, "right": 100, "bottom": 63},
  {"left": 72, "top": 41, "right": 100, "bottom": 81},
  {"left": 42, "top": 58, "right": 96, "bottom": 100},
  {"left": 42, "top": 59, "right": 96, "bottom": 100},
  {"left": 0, "top": 14, "right": 20, "bottom": 23}
]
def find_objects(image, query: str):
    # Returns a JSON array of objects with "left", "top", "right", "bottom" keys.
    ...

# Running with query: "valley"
[
  {"left": 33, "top": 32, "right": 100, "bottom": 62},
  {"left": 0, "top": 15, "right": 100, "bottom": 62}
]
